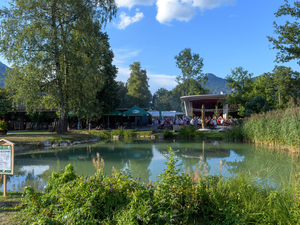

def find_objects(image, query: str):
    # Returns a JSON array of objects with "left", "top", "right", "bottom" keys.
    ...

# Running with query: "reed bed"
[{"left": 242, "top": 107, "right": 300, "bottom": 151}]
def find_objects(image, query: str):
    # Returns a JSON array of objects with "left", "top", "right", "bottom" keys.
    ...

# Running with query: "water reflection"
[{"left": 0, "top": 140, "right": 295, "bottom": 192}]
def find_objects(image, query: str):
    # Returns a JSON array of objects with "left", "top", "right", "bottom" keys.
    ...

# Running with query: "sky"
[{"left": 0, "top": 0, "right": 299, "bottom": 93}]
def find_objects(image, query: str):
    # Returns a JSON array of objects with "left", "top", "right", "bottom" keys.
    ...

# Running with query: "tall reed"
[{"left": 243, "top": 107, "right": 300, "bottom": 151}]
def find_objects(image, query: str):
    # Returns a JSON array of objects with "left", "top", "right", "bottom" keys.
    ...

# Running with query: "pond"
[{"left": 1, "top": 139, "right": 295, "bottom": 192}]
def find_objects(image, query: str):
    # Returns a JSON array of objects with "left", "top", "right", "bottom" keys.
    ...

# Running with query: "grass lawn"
[
  {"left": 0, "top": 191, "right": 22, "bottom": 225},
  {"left": 0, "top": 130, "right": 95, "bottom": 146}
]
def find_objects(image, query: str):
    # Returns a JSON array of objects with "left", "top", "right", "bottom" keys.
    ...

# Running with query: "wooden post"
[
  {"left": 202, "top": 104, "right": 205, "bottom": 129},
  {"left": 3, "top": 174, "right": 6, "bottom": 197}
]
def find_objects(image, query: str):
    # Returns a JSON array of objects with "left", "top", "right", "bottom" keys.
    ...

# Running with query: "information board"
[{"left": 0, "top": 145, "right": 12, "bottom": 173}]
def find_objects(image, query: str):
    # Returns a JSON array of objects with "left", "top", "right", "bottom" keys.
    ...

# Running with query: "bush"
[
  {"left": 224, "top": 125, "right": 244, "bottom": 141},
  {"left": 14, "top": 148, "right": 300, "bottom": 224},
  {"left": 91, "top": 130, "right": 110, "bottom": 139},
  {"left": 179, "top": 125, "right": 202, "bottom": 138},
  {"left": 123, "top": 129, "right": 135, "bottom": 138},
  {"left": 163, "top": 129, "right": 173, "bottom": 138}
]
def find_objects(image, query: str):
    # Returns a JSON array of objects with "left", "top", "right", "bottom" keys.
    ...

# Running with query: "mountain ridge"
[{"left": 204, "top": 73, "right": 230, "bottom": 94}]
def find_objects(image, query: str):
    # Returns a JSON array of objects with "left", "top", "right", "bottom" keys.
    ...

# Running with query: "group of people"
[{"left": 152, "top": 116, "right": 237, "bottom": 129}]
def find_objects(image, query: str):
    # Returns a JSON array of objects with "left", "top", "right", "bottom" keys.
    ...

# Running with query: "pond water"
[{"left": 1, "top": 139, "right": 295, "bottom": 192}]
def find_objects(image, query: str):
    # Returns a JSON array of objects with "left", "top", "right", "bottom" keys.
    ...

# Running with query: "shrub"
[
  {"left": 123, "top": 129, "right": 135, "bottom": 138},
  {"left": 224, "top": 125, "right": 244, "bottom": 141},
  {"left": 91, "top": 130, "right": 110, "bottom": 139},
  {"left": 110, "top": 127, "right": 125, "bottom": 137},
  {"left": 0, "top": 119, "right": 7, "bottom": 130},
  {"left": 179, "top": 125, "right": 202, "bottom": 138},
  {"left": 14, "top": 148, "right": 300, "bottom": 224},
  {"left": 163, "top": 129, "right": 173, "bottom": 138}
]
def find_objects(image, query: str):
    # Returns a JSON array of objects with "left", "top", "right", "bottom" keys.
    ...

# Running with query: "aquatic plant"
[
  {"left": 14, "top": 148, "right": 300, "bottom": 224},
  {"left": 242, "top": 107, "right": 300, "bottom": 150}
]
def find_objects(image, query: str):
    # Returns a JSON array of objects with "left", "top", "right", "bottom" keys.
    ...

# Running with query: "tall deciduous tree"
[
  {"left": 174, "top": 48, "right": 206, "bottom": 96},
  {"left": 152, "top": 88, "right": 172, "bottom": 111},
  {"left": 226, "top": 67, "right": 254, "bottom": 106},
  {"left": 127, "top": 62, "right": 152, "bottom": 108},
  {"left": 0, "top": 0, "right": 117, "bottom": 134},
  {"left": 268, "top": 0, "right": 300, "bottom": 65}
]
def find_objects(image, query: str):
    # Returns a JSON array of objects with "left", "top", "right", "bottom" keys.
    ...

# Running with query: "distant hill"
[
  {"left": 204, "top": 73, "right": 231, "bottom": 94},
  {"left": 0, "top": 61, "right": 8, "bottom": 88}
]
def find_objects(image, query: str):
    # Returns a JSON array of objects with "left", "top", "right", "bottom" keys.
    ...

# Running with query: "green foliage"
[
  {"left": 111, "top": 127, "right": 125, "bottom": 136},
  {"left": 179, "top": 125, "right": 202, "bottom": 139},
  {"left": 123, "top": 129, "right": 135, "bottom": 138},
  {"left": 116, "top": 81, "right": 129, "bottom": 108},
  {"left": 226, "top": 67, "right": 254, "bottom": 107},
  {"left": 163, "top": 129, "right": 173, "bottom": 138},
  {"left": 0, "top": 119, "right": 7, "bottom": 130},
  {"left": 14, "top": 148, "right": 300, "bottom": 224},
  {"left": 0, "top": 0, "right": 118, "bottom": 134},
  {"left": 242, "top": 107, "right": 300, "bottom": 150},
  {"left": 224, "top": 125, "right": 244, "bottom": 141},
  {"left": 267, "top": 0, "right": 300, "bottom": 65},
  {"left": 244, "top": 96, "right": 272, "bottom": 117},
  {"left": 127, "top": 62, "right": 152, "bottom": 108},
  {"left": 0, "top": 87, "right": 12, "bottom": 118},
  {"left": 28, "top": 112, "right": 58, "bottom": 123},
  {"left": 90, "top": 130, "right": 110, "bottom": 139},
  {"left": 151, "top": 88, "right": 173, "bottom": 111}
]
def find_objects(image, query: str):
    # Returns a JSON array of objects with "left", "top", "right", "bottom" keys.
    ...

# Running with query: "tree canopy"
[
  {"left": 0, "top": 0, "right": 117, "bottom": 133},
  {"left": 268, "top": 0, "right": 300, "bottom": 65},
  {"left": 174, "top": 48, "right": 206, "bottom": 96},
  {"left": 126, "top": 62, "right": 152, "bottom": 108}
]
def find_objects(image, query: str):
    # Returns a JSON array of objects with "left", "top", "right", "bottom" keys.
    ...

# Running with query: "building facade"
[{"left": 180, "top": 94, "right": 228, "bottom": 119}]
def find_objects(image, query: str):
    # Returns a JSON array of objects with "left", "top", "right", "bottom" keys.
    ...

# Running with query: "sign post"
[{"left": 0, "top": 139, "right": 14, "bottom": 197}]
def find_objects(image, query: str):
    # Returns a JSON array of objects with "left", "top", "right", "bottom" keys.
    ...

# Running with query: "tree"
[
  {"left": 268, "top": 0, "right": 300, "bottom": 65},
  {"left": 152, "top": 88, "right": 172, "bottom": 111},
  {"left": 0, "top": 87, "right": 12, "bottom": 119},
  {"left": 174, "top": 48, "right": 206, "bottom": 96},
  {"left": 117, "top": 81, "right": 129, "bottom": 108},
  {"left": 127, "top": 62, "right": 152, "bottom": 108},
  {"left": 226, "top": 67, "right": 254, "bottom": 105},
  {"left": 244, "top": 96, "right": 272, "bottom": 117},
  {"left": 0, "top": 0, "right": 117, "bottom": 134}
]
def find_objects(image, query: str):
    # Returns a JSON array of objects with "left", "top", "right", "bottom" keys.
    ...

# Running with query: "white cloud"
[
  {"left": 115, "top": 0, "right": 155, "bottom": 9},
  {"left": 148, "top": 73, "right": 177, "bottom": 93},
  {"left": 192, "top": 0, "right": 235, "bottom": 10},
  {"left": 156, "top": 0, "right": 196, "bottom": 24},
  {"left": 155, "top": 0, "right": 235, "bottom": 24},
  {"left": 114, "top": 11, "right": 144, "bottom": 30},
  {"left": 113, "top": 48, "right": 141, "bottom": 64}
]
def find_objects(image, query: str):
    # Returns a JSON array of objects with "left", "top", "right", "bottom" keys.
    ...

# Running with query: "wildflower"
[
  {"left": 69, "top": 182, "right": 72, "bottom": 185},
  {"left": 121, "top": 172, "right": 125, "bottom": 175},
  {"left": 90, "top": 203, "right": 92, "bottom": 206},
  {"left": 128, "top": 174, "right": 131, "bottom": 177},
  {"left": 294, "top": 194, "right": 296, "bottom": 199},
  {"left": 78, "top": 176, "right": 81, "bottom": 178},
  {"left": 172, "top": 202, "right": 174, "bottom": 205},
  {"left": 110, "top": 188, "right": 113, "bottom": 191},
  {"left": 150, "top": 206, "right": 153, "bottom": 210},
  {"left": 102, "top": 181, "right": 104, "bottom": 185},
  {"left": 80, "top": 198, "right": 82, "bottom": 200},
  {"left": 130, "top": 183, "right": 132, "bottom": 186},
  {"left": 96, "top": 183, "right": 98, "bottom": 186}
]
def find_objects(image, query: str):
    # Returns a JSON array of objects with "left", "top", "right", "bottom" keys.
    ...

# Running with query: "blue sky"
[{"left": 1, "top": 0, "right": 299, "bottom": 93}]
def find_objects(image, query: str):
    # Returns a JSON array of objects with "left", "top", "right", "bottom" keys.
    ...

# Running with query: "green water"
[{"left": 1, "top": 139, "right": 295, "bottom": 192}]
